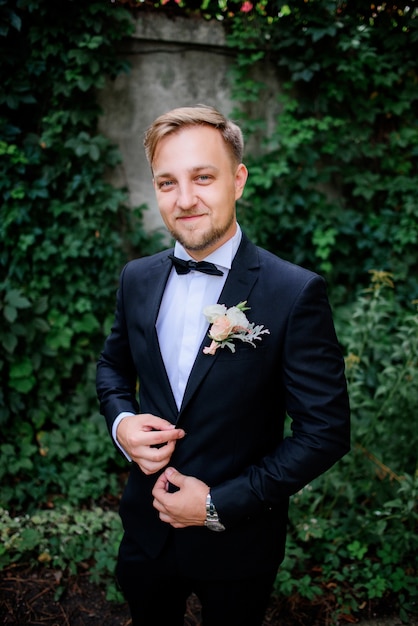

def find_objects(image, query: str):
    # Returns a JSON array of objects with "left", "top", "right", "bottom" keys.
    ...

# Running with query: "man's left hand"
[{"left": 152, "top": 467, "right": 209, "bottom": 528}]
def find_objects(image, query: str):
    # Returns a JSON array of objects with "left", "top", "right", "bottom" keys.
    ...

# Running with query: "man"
[{"left": 96, "top": 104, "right": 350, "bottom": 626}]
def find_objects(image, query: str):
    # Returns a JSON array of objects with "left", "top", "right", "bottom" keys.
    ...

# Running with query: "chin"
[{"left": 176, "top": 230, "right": 211, "bottom": 252}]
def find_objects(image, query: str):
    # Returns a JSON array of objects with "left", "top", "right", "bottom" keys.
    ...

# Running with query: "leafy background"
[{"left": 1, "top": 1, "right": 417, "bottom": 624}]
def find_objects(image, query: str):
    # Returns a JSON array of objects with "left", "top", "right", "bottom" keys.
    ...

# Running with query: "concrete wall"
[{"left": 97, "top": 12, "right": 280, "bottom": 236}]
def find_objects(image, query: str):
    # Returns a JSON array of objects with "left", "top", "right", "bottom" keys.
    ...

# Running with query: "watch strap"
[{"left": 205, "top": 492, "right": 226, "bottom": 532}]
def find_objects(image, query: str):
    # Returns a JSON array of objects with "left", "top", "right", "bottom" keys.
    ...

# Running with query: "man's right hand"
[{"left": 116, "top": 414, "right": 186, "bottom": 475}]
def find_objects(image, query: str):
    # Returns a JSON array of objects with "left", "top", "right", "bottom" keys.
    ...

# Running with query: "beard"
[{"left": 169, "top": 213, "right": 235, "bottom": 253}]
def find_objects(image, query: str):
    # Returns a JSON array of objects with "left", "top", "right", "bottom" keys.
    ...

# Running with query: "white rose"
[
  {"left": 226, "top": 306, "right": 250, "bottom": 329},
  {"left": 203, "top": 304, "right": 227, "bottom": 323}
]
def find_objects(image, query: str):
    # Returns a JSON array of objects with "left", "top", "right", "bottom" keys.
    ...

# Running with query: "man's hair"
[{"left": 144, "top": 104, "right": 244, "bottom": 167}]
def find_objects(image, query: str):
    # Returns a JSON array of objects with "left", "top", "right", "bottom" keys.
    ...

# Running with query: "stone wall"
[{"left": 97, "top": 12, "right": 280, "bottom": 235}]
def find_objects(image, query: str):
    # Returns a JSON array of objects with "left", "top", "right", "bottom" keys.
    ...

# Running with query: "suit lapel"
[
  {"left": 144, "top": 251, "right": 180, "bottom": 418},
  {"left": 179, "top": 235, "right": 259, "bottom": 413}
]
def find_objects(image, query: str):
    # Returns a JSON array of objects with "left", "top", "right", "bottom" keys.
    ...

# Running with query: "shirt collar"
[{"left": 174, "top": 223, "right": 242, "bottom": 271}]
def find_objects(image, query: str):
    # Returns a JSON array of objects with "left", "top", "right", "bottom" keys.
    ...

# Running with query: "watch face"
[{"left": 206, "top": 519, "right": 226, "bottom": 532}]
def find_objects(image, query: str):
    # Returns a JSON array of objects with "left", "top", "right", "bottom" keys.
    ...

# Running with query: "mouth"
[{"left": 177, "top": 213, "right": 207, "bottom": 224}]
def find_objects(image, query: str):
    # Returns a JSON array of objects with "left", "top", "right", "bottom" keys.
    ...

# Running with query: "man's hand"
[
  {"left": 116, "top": 414, "right": 186, "bottom": 475},
  {"left": 152, "top": 467, "right": 209, "bottom": 528}
]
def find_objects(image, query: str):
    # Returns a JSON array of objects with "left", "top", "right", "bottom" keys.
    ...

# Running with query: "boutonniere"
[{"left": 202, "top": 301, "right": 270, "bottom": 356}]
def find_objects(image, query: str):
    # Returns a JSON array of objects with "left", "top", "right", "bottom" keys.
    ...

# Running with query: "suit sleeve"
[
  {"left": 212, "top": 274, "right": 350, "bottom": 527},
  {"left": 96, "top": 265, "right": 140, "bottom": 438}
]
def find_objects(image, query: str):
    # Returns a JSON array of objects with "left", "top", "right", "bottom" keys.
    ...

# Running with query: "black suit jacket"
[{"left": 96, "top": 233, "right": 350, "bottom": 579}]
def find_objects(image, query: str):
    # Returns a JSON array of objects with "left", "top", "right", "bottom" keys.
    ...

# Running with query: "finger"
[
  {"left": 145, "top": 428, "right": 186, "bottom": 448},
  {"left": 139, "top": 460, "right": 168, "bottom": 475},
  {"left": 153, "top": 470, "right": 170, "bottom": 494},
  {"left": 152, "top": 496, "right": 167, "bottom": 514},
  {"left": 132, "top": 437, "right": 179, "bottom": 464},
  {"left": 146, "top": 440, "right": 177, "bottom": 463},
  {"left": 134, "top": 442, "right": 177, "bottom": 475},
  {"left": 137, "top": 447, "right": 177, "bottom": 472},
  {"left": 163, "top": 466, "right": 184, "bottom": 488},
  {"left": 141, "top": 414, "right": 183, "bottom": 432}
]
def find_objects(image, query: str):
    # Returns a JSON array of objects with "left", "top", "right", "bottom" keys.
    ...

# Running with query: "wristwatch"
[{"left": 205, "top": 492, "right": 226, "bottom": 532}]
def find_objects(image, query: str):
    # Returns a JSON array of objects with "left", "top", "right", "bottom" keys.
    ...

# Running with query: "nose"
[{"left": 176, "top": 181, "right": 197, "bottom": 210}]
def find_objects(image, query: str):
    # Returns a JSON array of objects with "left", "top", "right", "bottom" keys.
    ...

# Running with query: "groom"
[{"left": 96, "top": 104, "right": 350, "bottom": 626}]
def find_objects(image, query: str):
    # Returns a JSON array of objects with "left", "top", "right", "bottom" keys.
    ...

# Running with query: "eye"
[
  {"left": 195, "top": 174, "right": 212, "bottom": 184},
  {"left": 158, "top": 180, "right": 175, "bottom": 190}
]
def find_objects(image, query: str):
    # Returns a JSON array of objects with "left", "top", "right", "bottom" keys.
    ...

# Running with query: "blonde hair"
[{"left": 144, "top": 104, "right": 244, "bottom": 168}]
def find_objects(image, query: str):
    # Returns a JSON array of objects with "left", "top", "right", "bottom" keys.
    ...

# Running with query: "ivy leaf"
[
  {"left": 5, "top": 289, "right": 31, "bottom": 309},
  {"left": 10, "top": 377, "right": 36, "bottom": 393},
  {"left": 9, "top": 357, "right": 33, "bottom": 379},
  {"left": 9, "top": 357, "right": 36, "bottom": 393},
  {"left": 46, "top": 327, "right": 74, "bottom": 350},
  {"left": 2, "top": 333, "right": 18, "bottom": 353},
  {"left": 89, "top": 143, "right": 100, "bottom": 161},
  {"left": 3, "top": 304, "right": 17, "bottom": 323},
  {"left": 73, "top": 313, "right": 100, "bottom": 334}
]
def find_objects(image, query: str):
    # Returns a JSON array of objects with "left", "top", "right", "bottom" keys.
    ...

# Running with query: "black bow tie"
[{"left": 169, "top": 254, "right": 223, "bottom": 276}]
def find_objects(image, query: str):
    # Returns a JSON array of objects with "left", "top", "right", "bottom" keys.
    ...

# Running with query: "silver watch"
[{"left": 205, "top": 493, "right": 226, "bottom": 532}]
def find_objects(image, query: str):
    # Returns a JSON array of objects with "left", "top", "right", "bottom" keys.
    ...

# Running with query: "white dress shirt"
[{"left": 112, "top": 224, "right": 242, "bottom": 457}]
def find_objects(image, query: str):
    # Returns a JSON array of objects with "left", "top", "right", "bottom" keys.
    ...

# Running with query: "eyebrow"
[{"left": 154, "top": 165, "right": 220, "bottom": 179}]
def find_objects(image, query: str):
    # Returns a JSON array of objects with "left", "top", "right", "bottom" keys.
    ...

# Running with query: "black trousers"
[{"left": 116, "top": 534, "right": 278, "bottom": 626}]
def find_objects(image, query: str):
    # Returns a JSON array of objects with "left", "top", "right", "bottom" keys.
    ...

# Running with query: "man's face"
[{"left": 152, "top": 125, "right": 248, "bottom": 260}]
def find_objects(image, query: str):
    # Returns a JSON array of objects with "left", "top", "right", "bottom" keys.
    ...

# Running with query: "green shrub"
[
  {"left": 227, "top": 2, "right": 418, "bottom": 307},
  {"left": 0, "top": 1, "right": 163, "bottom": 513},
  {"left": 275, "top": 272, "right": 418, "bottom": 623},
  {"left": 0, "top": 505, "right": 123, "bottom": 601}
]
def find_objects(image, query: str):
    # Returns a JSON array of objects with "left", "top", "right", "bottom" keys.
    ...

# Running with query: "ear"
[{"left": 234, "top": 163, "right": 248, "bottom": 200}]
